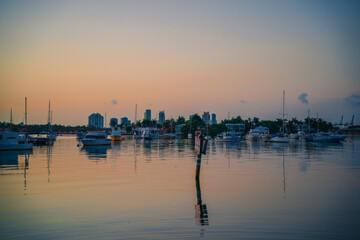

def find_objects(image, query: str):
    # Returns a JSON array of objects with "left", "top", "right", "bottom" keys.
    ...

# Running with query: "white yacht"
[
  {"left": 215, "top": 132, "right": 240, "bottom": 142},
  {"left": 81, "top": 132, "right": 111, "bottom": 146},
  {"left": 0, "top": 131, "right": 33, "bottom": 150}
]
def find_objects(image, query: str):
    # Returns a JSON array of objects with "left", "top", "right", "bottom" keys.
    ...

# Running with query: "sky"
[{"left": 0, "top": 0, "right": 359, "bottom": 126}]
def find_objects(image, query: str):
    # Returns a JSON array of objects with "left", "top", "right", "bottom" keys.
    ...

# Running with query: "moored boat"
[
  {"left": 81, "top": 132, "right": 111, "bottom": 146},
  {"left": 0, "top": 131, "right": 33, "bottom": 151}
]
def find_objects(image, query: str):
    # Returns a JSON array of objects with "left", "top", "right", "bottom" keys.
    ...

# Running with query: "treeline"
[{"left": 1, "top": 115, "right": 334, "bottom": 137}]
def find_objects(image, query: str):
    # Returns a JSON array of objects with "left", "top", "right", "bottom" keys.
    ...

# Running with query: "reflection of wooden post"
[{"left": 195, "top": 172, "right": 209, "bottom": 226}]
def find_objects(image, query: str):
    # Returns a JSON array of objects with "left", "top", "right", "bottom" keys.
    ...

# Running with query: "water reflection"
[
  {"left": 195, "top": 176, "right": 209, "bottom": 226},
  {"left": 81, "top": 145, "right": 111, "bottom": 161},
  {"left": 0, "top": 150, "right": 32, "bottom": 170}
]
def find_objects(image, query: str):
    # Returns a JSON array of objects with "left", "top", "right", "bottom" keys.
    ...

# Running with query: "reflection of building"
[
  {"left": 144, "top": 109, "right": 151, "bottom": 121},
  {"left": 121, "top": 117, "right": 131, "bottom": 125},
  {"left": 110, "top": 118, "right": 118, "bottom": 126},
  {"left": 159, "top": 111, "right": 165, "bottom": 125},
  {"left": 225, "top": 124, "right": 245, "bottom": 134},
  {"left": 88, "top": 113, "right": 104, "bottom": 129},
  {"left": 211, "top": 113, "right": 217, "bottom": 125},
  {"left": 202, "top": 112, "right": 210, "bottom": 125}
]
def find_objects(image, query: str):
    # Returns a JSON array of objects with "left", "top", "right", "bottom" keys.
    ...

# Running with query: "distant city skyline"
[{"left": 1, "top": 1, "right": 359, "bottom": 125}]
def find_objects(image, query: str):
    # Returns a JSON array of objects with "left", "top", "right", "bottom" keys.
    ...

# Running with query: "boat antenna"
[
  {"left": 282, "top": 90, "right": 285, "bottom": 134},
  {"left": 25, "top": 97, "right": 27, "bottom": 126}
]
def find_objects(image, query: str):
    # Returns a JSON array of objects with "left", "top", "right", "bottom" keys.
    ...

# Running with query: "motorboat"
[
  {"left": 261, "top": 133, "right": 271, "bottom": 141},
  {"left": 76, "top": 132, "right": 86, "bottom": 140},
  {"left": 215, "top": 132, "right": 240, "bottom": 142},
  {"left": 0, "top": 131, "right": 33, "bottom": 150},
  {"left": 81, "top": 132, "right": 111, "bottom": 146},
  {"left": 110, "top": 129, "right": 122, "bottom": 141}
]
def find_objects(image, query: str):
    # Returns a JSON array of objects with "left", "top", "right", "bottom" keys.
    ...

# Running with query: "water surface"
[{"left": 1, "top": 136, "right": 359, "bottom": 239}]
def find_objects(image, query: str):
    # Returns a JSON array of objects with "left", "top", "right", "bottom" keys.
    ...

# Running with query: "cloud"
[
  {"left": 298, "top": 93, "right": 309, "bottom": 104},
  {"left": 103, "top": 99, "right": 117, "bottom": 105},
  {"left": 240, "top": 99, "right": 247, "bottom": 104},
  {"left": 345, "top": 94, "right": 360, "bottom": 105}
]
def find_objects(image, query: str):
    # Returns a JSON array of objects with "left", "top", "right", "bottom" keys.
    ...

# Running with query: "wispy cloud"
[
  {"left": 298, "top": 93, "right": 309, "bottom": 104},
  {"left": 345, "top": 94, "right": 360, "bottom": 105},
  {"left": 103, "top": 99, "right": 117, "bottom": 105},
  {"left": 240, "top": 99, "right": 247, "bottom": 104}
]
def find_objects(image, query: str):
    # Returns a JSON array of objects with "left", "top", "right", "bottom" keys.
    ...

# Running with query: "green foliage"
[
  {"left": 125, "top": 125, "right": 132, "bottom": 133},
  {"left": 110, "top": 119, "right": 117, "bottom": 128},
  {"left": 180, "top": 114, "right": 205, "bottom": 138},
  {"left": 209, "top": 123, "right": 228, "bottom": 138},
  {"left": 176, "top": 116, "right": 185, "bottom": 125}
]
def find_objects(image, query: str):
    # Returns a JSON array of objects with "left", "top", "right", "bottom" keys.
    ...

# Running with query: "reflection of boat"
[
  {"left": 81, "top": 132, "right": 111, "bottom": 146},
  {"left": 0, "top": 150, "right": 32, "bottom": 167},
  {"left": 110, "top": 129, "right": 122, "bottom": 141},
  {"left": 81, "top": 145, "right": 111, "bottom": 160},
  {"left": 290, "top": 133, "right": 300, "bottom": 139},
  {"left": 215, "top": 132, "right": 240, "bottom": 142},
  {"left": 0, "top": 131, "right": 33, "bottom": 150}
]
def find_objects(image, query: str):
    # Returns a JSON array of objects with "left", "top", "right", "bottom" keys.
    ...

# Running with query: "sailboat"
[{"left": 271, "top": 91, "right": 290, "bottom": 143}]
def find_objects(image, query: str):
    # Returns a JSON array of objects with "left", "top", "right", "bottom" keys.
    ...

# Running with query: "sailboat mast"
[
  {"left": 282, "top": 90, "right": 285, "bottom": 134},
  {"left": 10, "top": 108, "right": 13, "bottom": 130},
  {"left": 135, "top": 104, "right": 137, "bottom": 123},
  {"left": 25, "top": 97, "right": 27, "bottom": 126},
  {"left": 48, "top": 101, "right": 51, "bottom": 131},
  {"left": 308, "top": 109, "right": 310, "bottom": 133}
]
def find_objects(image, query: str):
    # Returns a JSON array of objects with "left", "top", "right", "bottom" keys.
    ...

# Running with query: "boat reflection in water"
[
  {"left": 0, "top": 150, "right": 32, "bottom": 169},
  {"left": 80, "top": 145, "right": 111, "bottom": 161}
]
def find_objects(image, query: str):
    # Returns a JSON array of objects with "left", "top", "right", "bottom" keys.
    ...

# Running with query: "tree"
[
  {"left": 180, "top": 114, "right": 205, "bottom": 138},
  {"left": 125, "top": 125, "right": 132, "bottom": 133},
  {"left": 110, "top": 119, "right": 117, "bottom": 128},
  {"left": 176, "top": 116, "right": 185, "bottom": 125}
]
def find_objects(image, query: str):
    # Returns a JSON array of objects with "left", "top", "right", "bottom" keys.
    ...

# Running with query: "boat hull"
[
  {"left": 81, "top": 139, "right": 111, "bottom": 146},
  {"left": 110, "top": 135, "right": 122, "bottom": 141}
]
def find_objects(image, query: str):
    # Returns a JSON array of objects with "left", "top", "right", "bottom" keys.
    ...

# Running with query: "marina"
[{"left": 0, "top": 135, "right": 359, "bottom": 239}]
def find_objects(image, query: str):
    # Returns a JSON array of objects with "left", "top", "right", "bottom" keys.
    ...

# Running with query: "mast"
[
  {"left": 282, "top": 90, "right": 285, "bottom": 134},
  {"left": 25, "top": 97, "right": 27, "bottom": 126},
  {"left": 135, "top": 104, "right": 137, "bottom": 123},
  {"left": 10, "top": 108, "right": 13, "bottom": 131},
  {"left": 308, "top": 109, "right": 310, "bottom": 133},
  {"left": 48, "top": 101, "right": 51, "bottom": 132}
]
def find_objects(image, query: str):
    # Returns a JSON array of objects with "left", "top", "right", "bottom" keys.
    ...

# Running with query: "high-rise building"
[
  {"left": 159, "top": 111, "right": 165, "bottom": 124},
  {"left": 144, "top": 109, "right": 151, "bottom": 121},
  {"left": 211, "top": 113, "right": 217, "bottom": 125},
  {"left": 88, "top": 113, "right": 104, "bottom": 129},
  {"left": 110, "top": 117, "right": 118, "bottom": 126},
  {"left": 202, "top": 112, "right": 210, "bottom": 125},
  {"left": 121, "top": 117, "right": 131, "bottom": 125}
]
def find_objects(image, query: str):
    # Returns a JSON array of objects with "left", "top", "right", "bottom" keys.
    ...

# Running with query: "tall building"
[
  {"left": 202, "top": 112, "right": 210, "bottom": 125},
  {"left": 211, "top": 113, "right": 217, "bottom": 125},
  {"left": 144, "top": 109, "right": 151, "bottom": 121},
  {"left": 121, "top": 117, "right": 131, "bottom": 125},
  {"left": 159, "top": 111, "right": 165, "bottom": 124},
  {"left": 88, "top": 113, "right": 104, "bottom": 129},
  {"left": 110, "top": 117, "right": 118, "bottom": 126}
]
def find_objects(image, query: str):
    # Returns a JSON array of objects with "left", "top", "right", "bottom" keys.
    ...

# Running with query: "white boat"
[
  {"left": 81, "top": 132, "right": 111, "bottom": 146},
  {"left": 215, "top": 132, "right": 240, "bottom": 142},
  {"left": 188, "top": 133, "right": 193, "bottom": 139},
  {"left": 142, "top": 129, "right": 155, "bottom": 140},
  {"left": 246, "top": 130, "right": 260, "bottom": 141},
  {"left": 290, "top": 133, "right": 300, "bottom": 139},
  {"left": 270, "top": 134, "right": 290, "bottom": 143},
  {"left": 110, "top": 129, "right": 122, "bottom": 141},
  {"left": 0, "top": 131, "right": 33, "bottom": 151}
]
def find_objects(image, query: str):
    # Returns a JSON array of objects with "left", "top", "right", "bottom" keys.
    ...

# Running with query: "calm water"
[{"left": 1, "top": 136, "right": 360, "bottom": 239}]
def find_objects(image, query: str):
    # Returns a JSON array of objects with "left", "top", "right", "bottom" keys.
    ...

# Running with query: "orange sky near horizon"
[{"left": 1, "top": 1, "right": 359, "bottom": 125}]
